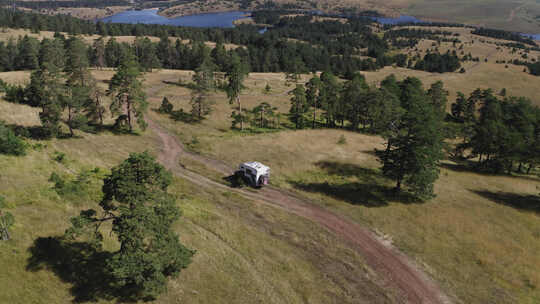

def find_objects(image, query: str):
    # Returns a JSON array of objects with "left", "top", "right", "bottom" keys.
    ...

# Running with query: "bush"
[
  {"left": 3, "top": 85, "right": 26, "bottom": 104},
  {"left": 49, "top": 169, "right": 103, "bottom": 203},
  {"left": 159, "top": 97, "right": 174, "bottom": 113},
  {"left": 0, "top": 121, "right": 27, "bottom": 156},
  {"left": 52, "top": 151, "right": 66, "bottom": 163}
]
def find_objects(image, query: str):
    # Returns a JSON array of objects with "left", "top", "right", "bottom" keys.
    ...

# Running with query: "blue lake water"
[
  {"left": 371, "top": 15, "right": 422, "bottom": 25},
  {"left": 101, "top": 9, "right": 248, "bottom": 28},
  {"left": 100, "top": 10, "right": 540, "bottom": 40},
  {"left": 371, "top": 15, "right": 539, "bottom": 41}
]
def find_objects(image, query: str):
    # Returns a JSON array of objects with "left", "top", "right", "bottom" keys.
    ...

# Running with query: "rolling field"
[
  {"left": 0, "top": 70, "right": 396, "bottom": 304},
  {"left": 0, "top": 24, "right": 539, "bottom": 303},
  {"left": 156, "top": 0, "right": 540, "bottom": 33},
  {"left": 405, "top": 0, "right": 540, "bottom": 33},
  {"left": 143, "top": 65, "right": 540, "bottom": 303}
]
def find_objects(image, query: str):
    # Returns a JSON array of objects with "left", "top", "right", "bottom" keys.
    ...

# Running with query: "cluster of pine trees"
[
  {"left": 0, "top": 8, "right": 405, "bottom": 77},
  {"left": 282, "top": 73, "right": 447, "bottom": 198},
  {"left": 4, "top": 35, "right": 147, "bottom": 137},
  {"left": 450, "top": 89, "right": 540, "bottom": 174},
  {"left": 413, "top": 51, "right": 461, "bottom": 73},
  {"left": 471, "top": 28, "right": 537, "bottom": 46},
  {"left": 282, "top": 72, "right": 539, "bottom": 197}
]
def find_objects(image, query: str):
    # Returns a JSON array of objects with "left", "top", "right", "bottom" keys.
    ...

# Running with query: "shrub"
[
  {"left": 52, "top": 151, "right": 66, "bottom": 163},
  {"left": 0, "top": 121, "right": 27, "bottom": 156},
  {"left": 159, "top": 97, "right": 174, "bottom": 114}
]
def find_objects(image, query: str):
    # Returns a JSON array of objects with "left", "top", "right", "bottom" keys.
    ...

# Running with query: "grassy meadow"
[
  {"left": 0, "top": 70, "right": 396, "bottom": 304},
  {"left": 404, "top": 0, "right": 540, "bottom": 33},
  {"left": 1, "top": 23, "right": 540, "bottom": 303},
  {"left": 144, "top": 63, "right": 540, "bottom": 303}
]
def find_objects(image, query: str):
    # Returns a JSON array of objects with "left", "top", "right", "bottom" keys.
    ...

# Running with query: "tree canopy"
[{"left": 65, "top": 152, "right": 194, "bottom": 301}]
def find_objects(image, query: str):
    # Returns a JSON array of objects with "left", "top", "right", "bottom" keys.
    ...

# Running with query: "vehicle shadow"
[{"left": 290, "top": 161, "right": 419, "bottom": 207}]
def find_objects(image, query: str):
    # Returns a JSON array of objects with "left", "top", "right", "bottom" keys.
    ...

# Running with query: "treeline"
[
  {"left": 449, "top": 89, "right": 540, "bottom": 174},
  {"left": 279, "top": 72, "right": 539, "bottom": 194},
  {"left": 0, "top": 0, "right": 130, "bottom": 9},
  {"left": 384, "top": 28, "right": 460, "bottom": 49},
  {"left": 4, "top": 35, "right": 148, "bottom": 138},
  {"left": 0, "top": 8, "right": 406, "bottom": 76},
  {"left": 413, "top": 51, "right": 461, "bottom": 73},
  {"left": 472, "top": 28, "right": 537, "bottom": 46},
  {"left": 274, "top": 73, "right": 447, "bottom": 198}
]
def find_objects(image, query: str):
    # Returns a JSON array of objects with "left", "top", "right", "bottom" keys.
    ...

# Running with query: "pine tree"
[
  {"left": 16, "top": 35, "right": 39, "bottom": 70},
  {"left": 289, "top": 84, "right": 307, "bottom": 129},
  {"left": 134, "top": 37, "right": 160, "bottom": 72},
  {"left": 38, "top": 38, "right": 65, "bottom": 71},
  {"left": 427, "top": 81, "right": 448, "bottom": 117},
  {"left": 105, "top": 37, "right": 121, "bottom": 67},
  {"left": 190, "top": 58, "right": 216, "bottom": 120},
  {"left": 156, "top": 34, "right": 173, "bottom": 68},
  {"left": 64, "top": 37, "right": 94, "bottom": 136},
  {"left": 253, "top": 102, "right": 273, "bottom": 128},
  {"left": 319, "top": 71, "right": 340, "bottom": 127},
  {"left": 306, "top": 75, "right": 321, "bottom": 129},
  {"left": 342, "top": 73, "right": 369, "bottom": 130},
  {"left": 28, "top": 59, "right": 66, "bottom": 137},
  {"left": 159, "top": 96, "right": 173, "bottom": 114},
  {"left": 376, "top": 77, "right": 445, "bottom": 199},
  {"left": 210, "top": 41, "right": 228, "bottom": 71},
  {"left": 65, "top": 152, "right": 194, "bottom": 300},
  {"left": 85, "top": 77, "right": 106, "bottom": 126},
  {"left": 108, "top": 54, "right": 148, "bottom": 132},
  {"left": 226, "top": 53, "right": 249, "bottom": 130},
  {"left": 92, "top": 37, "right": 106, "bottom": 69}
]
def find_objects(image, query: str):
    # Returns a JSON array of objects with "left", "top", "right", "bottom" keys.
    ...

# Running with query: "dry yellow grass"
[
  {"left": 0, "top": 69, "right": 393, "bottom": 304},
  {"left": 143, "top": 68, "right": 540, "bottom": 303},
  {"left": 363, "top": 64, "right": 540, "bottom": 107},
  {"left": 1, "top": 47, "right": 539, "bottom": 301},
  {"left": 0, "top": 71, "right": 31, "bottom": 85}
]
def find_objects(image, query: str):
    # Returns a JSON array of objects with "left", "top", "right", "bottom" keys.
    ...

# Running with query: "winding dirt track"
[{"left": 145, "top": 80, "right": 451, "bottom": 304}]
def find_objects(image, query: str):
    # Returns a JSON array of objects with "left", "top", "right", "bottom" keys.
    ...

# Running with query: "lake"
[
  {"left": 100, "top": 9, "right": 248, "bottom": 28},
  {"left": 371, "top": 15, "right": 540, "bottom": 41},
  {"left": 100, "top": 10, "right": 540, "bottom": 40}
]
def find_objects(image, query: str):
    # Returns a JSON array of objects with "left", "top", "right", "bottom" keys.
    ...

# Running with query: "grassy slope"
[
  {"left": 145, "top": 62, "right": 540, "bottom": 303},
  {"left": 0, "top": 71, "right": 392, "bottom": 304},
  {"left": 1, "top": 27, "right": 539, "bottom": 303},
  {"left": 405, "top": 0, "right": 540, "bottom": 33}
]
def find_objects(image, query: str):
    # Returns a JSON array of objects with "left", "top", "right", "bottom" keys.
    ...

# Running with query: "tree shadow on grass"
[
  {"left": 26, "top": 237, "right": 137, "bottom": 303},
  {"left": 86, "top": 123, "right": 141, "bottom": 136},
  {"left": 290, "top": 161, "right": 419, "bottom": 207},
  {"left": 162, "top": 80, "right": 197, "bottom": 90},
  {"left": 7, "top": 123, "right": 139, "bottom": 140},
  {"left": 8, "top": 125, "right": 51, "bottom": 140},
  {"left": 441, "top": 161, "right": 540, "bottom": 182},
  {"left": 471, "top": 190, "right": 540, "bottom": 214}
]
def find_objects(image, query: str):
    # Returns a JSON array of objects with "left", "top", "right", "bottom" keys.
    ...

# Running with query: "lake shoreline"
[{"left": 100, "top": 9, "right": 540, "bottom": 41}]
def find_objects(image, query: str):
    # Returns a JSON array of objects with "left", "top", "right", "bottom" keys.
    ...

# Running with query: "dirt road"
[
  {"left": 145, "top": 77, "right": 451, "bottom": 303},
  {"left": 146, "top": 117, "right": 451, "bottom": 304}
]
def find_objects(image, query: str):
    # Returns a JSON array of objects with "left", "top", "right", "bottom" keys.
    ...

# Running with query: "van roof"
[{"left": 242, "top": 161, "right": 270, "bottom": 172}]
